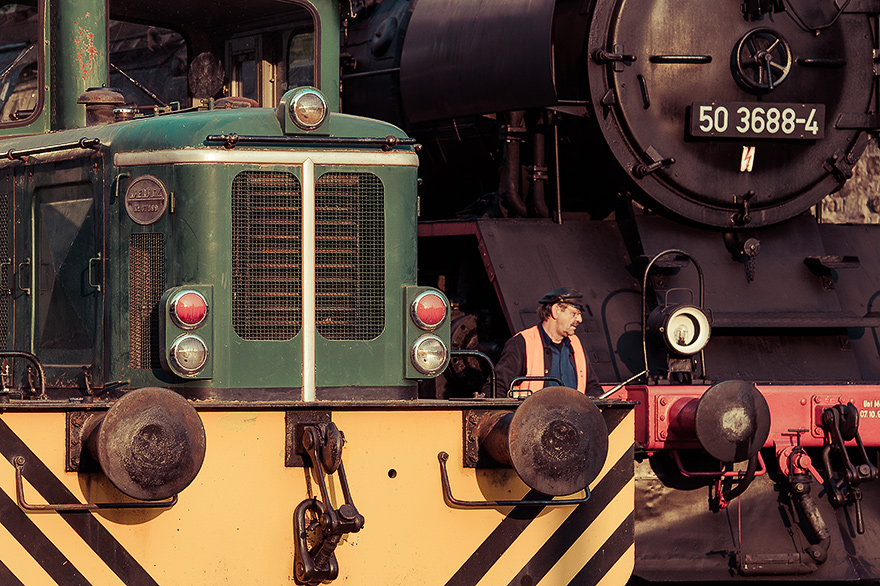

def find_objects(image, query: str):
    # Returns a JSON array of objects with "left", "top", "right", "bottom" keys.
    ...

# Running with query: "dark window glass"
[
  {"left": 109, "top": 21, "right": 188, "bottom": 107},
  {"left": 287, "top": 30, "right": 315, "bottom": 89},
  {"left": 0, "top": 3, "right": 40, "bottom": 123}
]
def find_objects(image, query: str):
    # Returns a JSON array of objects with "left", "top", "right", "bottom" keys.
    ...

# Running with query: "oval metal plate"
[{"left": 125, "top": 174, "right": 168, "bottom": 225}]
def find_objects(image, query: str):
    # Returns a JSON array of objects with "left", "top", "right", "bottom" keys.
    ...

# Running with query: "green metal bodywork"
[{"left": 0, "top": 0, "right": 435, "bottom": 400}]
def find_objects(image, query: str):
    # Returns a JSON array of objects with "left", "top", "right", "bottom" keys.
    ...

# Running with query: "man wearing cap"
[{"left": 484, "top": 287, "right": 602, "bottom": 397}]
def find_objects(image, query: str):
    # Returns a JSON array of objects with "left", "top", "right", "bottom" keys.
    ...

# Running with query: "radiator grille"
[
  {"left": 231, "top": 171, "right": 386, "bottom": 342},
  {"left": 129, "top": 233, "right": 164, "bottom": 368},
  {"left": 232, "top": 171, "right": 302, "bottom": 340},
  {"left": 315, "top": 173, "right": 385, "bottom": 340}
]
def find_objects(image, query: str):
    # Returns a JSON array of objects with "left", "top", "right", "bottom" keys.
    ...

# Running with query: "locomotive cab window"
[
  {"left": 0, "top": 3, "right": 41, "bottom": 125},
  {"left": 109, "top": 0, "right": 316, "bottom": 107},
  {"left": 225, "top": 14, "right": 316, "bottom": 106},
  {"left": 108, "top": 21, "right": 188, "bottom": 109},
  {"left": 287, "top": 28, "right": 315, "bottom": 89},
  {"left": 228, "top": 36, "right": 261, "bottom": 101}
]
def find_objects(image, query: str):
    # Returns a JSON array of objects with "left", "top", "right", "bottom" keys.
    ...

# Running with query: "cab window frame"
[
  {"left": 0, "top": 0, "right": 44, "bottom": 129},
  {"left": 224, "top": 5, "right": 318, "bottom": 107}
]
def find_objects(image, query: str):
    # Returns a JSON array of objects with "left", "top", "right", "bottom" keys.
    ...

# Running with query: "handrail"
[
  {"left": 206, "top": 133, "right": 417, "bottom": 150},
  {"left": 449, "top": 349, "right": 495, "bottom": 397},
  {"left": 0, "top": 350, "right": 46, "bottom": 400},
  {"left": 437, "top": 452, "right": 589, "bottom": 508},
  {"left": 672, "top": 450, "right": 767, "bottom": 478},
  {"left": 13, "top": 457, "right": 177, "bottom": 511},
  {"left": 5, "top": 137, "right": 100, "bottom": 160}
]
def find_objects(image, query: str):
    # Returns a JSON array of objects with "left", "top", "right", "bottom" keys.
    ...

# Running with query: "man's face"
[{"left": 551, "top": 302, "right": 583, "bottom": 337}]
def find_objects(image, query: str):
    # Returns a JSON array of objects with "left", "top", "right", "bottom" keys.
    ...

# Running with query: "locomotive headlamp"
[
  {"left": 289, "top": 88, "right": 328, "bottom": 130},
  {"left": 160, "top": 286, "right": 213, "bottom": 380},
  {"left": 648, "top": 304, "right": 711, "bottom": 356},
  {"left": 169, "top": 334, "right": 209, "bottom": 376},
  {"left": 411, "top": 334, "right": 450, "bottom": 375},
  {"left": 170, "top": 290, "right": 208, "bottom": 329},
  {"left": 411, "top": 290, "right": 448, "bottom": 330},
  {"left": 405, "top": 286, "right": 451, "bottom": 379},
  {"left": 641, "top": 250, "right": 710, "bottom": 380}
]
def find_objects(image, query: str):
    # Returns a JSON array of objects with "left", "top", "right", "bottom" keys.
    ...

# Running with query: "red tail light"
[
  {"left": 171, "top": 290, "right": 208, "bottom": 329},
  {"left": 411, "top": 291, "right": 447, "bottom": 330}
]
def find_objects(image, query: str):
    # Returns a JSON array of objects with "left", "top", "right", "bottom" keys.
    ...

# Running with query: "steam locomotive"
[
  {"left": 340, "top": 0, "right": 880, "bottom": 581},
  {"left": 0, "top": 0, "right": 629, "bottom": 584}
]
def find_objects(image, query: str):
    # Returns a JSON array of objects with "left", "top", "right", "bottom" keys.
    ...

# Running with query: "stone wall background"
[{"left": 820, "top": 138, "right": 880, "bottom": 224}]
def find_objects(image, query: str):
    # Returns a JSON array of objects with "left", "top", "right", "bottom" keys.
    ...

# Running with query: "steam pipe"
[
  {"left": 532, "top": 120, "right": 549, "bottom": 218},
  {"left": 554, "top": 118, "right": 562, "bottom": 224},
  {"left": 500, "top": 111, "right": 527, "bottom": 217}
]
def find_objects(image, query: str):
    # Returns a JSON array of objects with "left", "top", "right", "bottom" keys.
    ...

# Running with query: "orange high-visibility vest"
[{"left": 513, "top": 325, "right": 588, "bottom": 393}]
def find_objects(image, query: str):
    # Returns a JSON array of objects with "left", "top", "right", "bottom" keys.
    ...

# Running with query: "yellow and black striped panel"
[
  {"left": 0, "top": 405, "right": 633, "bottom": 586},
  {"left": 437, "top": 406, "right": 635, "bottom": 586},
  {"left": 0, "top": 416, "right": 160, "bottom": 585}
]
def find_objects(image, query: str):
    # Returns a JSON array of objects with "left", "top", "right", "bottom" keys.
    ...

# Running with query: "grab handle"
[
  {"left": 88, "top": 253, "right": 101, "bottom": 291},
  {"left": 13, "top": 456, "right": 177, "bottom": 511},
  {"left": 16, "top": 258, "right": 29, "bottom": 295},
  {"left": 438, "top": 452, "right": 589, "bottom": 508}
]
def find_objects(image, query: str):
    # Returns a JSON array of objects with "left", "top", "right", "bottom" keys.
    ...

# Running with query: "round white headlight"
[
  {"left": 649, "top": 305, "right": 711, "bottom": 355},
  {"left": 289, "top": 88, "right": 327, "bottom": 130},
  {"left": 170, "top": 334, "right": 209, "bottom": 376},
  {"left": 411, "top": 334, "right": 449, "bottom": 376}
]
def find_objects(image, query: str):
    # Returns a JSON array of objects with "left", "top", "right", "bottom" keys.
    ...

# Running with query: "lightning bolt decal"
[{"left": 741, "top": 146, "right": 755, "bottom": 172}]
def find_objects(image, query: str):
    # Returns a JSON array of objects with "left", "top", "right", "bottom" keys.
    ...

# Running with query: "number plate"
[{"left": 690, "top": 102, "right": 825, "bottom": 140}]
